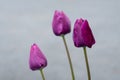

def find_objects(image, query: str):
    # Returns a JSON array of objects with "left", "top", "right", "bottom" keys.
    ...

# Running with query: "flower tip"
[
  {"left": 31, "top": 43, "right": 38, "bottom": 47},
  {"left": 54, "top": 10, "right": 60, "bottom": 13},
  {"left": 32, "top": 43, "right": 37, "bottom": 46}
]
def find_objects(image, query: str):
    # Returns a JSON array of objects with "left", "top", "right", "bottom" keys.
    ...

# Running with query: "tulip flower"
[
  {"left": 73, "top": 18, "right": 95, "bottom": 48},
  {"left": 73, "top": 18, "right": 96, "bottom": 80},
  {"left": 52, "top": 10, "right": 75, "bottom": 80},
  {"left": 52, "top": 10, "right": 71, "bottom": 36},
  {"left": 29, "top": 43, "right": 47, "bottom": 70},
  {"left": 29, "top": 43, "right": 47, "bottom": 80}
]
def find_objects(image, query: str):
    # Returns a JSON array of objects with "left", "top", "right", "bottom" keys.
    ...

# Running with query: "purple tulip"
[
  {"left": 29, "top": 43, "right": 47, "bottom": 70},
  {"left": 73, "top": 18, "right": 95, "bottom": 48},
  {"left": 52, "top": 10, "right": 71, "bottom": 36}
]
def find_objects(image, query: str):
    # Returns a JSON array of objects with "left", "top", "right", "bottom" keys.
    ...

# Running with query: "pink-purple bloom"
[
  {"left": 29, "top": 43, "right": 47, "bottom": 70},
  {"left": 52, "top": 10, "right": 71, "bottom": 36},
  {"left": 73, "top": 18, "right": 95, "bottom": 48}
]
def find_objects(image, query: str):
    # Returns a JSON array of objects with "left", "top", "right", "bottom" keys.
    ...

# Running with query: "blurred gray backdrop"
[{"left": 0, "top": 0, "right": 120, "bottom": 80}]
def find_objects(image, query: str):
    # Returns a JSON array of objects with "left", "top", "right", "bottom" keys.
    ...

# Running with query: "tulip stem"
[
  {"left": 62, "top": 35, "right": 75, "bottom": 80},
  {"left": 40, "top": 69, "right": 45, "bottom": 80},
  {"left": 83, "top": 47, "right": 91, "bottom": 80}
]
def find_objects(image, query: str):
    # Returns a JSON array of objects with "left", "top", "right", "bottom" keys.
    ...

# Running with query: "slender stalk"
[
  {"left": 83, "top": 47, "right": 91, "bottom": 80},
  {"left": 62, "top": 35, "right": 75, "bottom": 80},
  {"left": 40, "top": 69, "right": 45, "bottom": 80}
]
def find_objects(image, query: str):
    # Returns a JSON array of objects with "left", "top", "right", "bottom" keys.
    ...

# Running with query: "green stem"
[
  {"left": 83, "top": 47, "right": 91, "bottom": 80},
  {"left": 62, "top": 35, "right": 75, "bottom": 80},
  {"left": 40, "top": 69, "right": 45, "bottom": 80}
]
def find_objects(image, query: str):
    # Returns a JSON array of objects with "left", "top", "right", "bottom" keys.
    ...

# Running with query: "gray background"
[{"left": 0, "top": 0, "right": 120, "bottom": 80}]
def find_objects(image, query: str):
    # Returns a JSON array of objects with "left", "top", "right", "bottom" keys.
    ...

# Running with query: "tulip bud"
[
  {"left": 52, "top": 10, "right": 71, "bottom": 36},
  {"left": 73, "top": 18, "right": 95, "bottom": 48},
  {"left": 29, "top": 44, "right": 47, "bottom": 70}
]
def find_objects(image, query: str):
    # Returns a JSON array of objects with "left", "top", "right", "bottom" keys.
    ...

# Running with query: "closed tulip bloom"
[
  {"left": 52, "top": 10, "right": 71, "bottom": 36},
  {"left": 73, "top": 18, "right": 95, "bottom": 48},
  {"left": 29, "top": 44, "right": 47, "bottom": 71}
]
